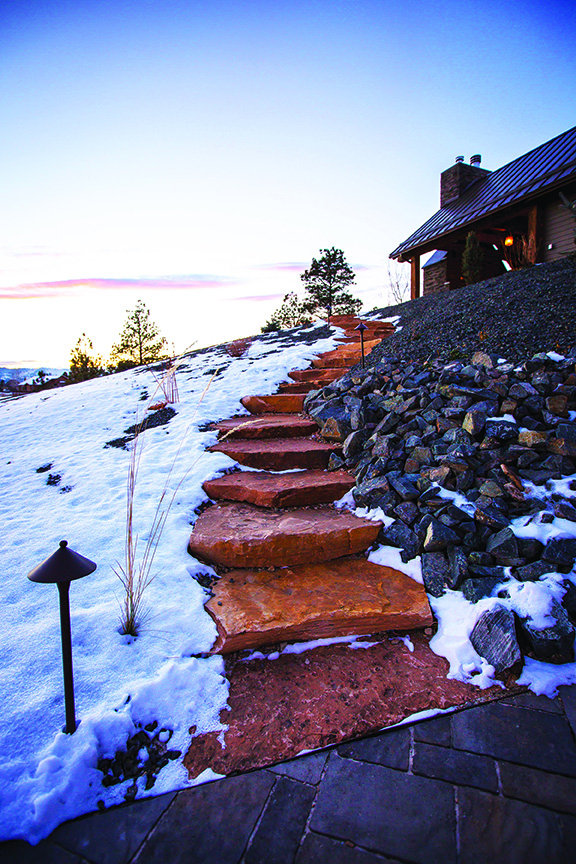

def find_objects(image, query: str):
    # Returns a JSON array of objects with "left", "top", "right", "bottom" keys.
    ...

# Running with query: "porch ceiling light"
[{"left": 504, "top": 234, "right": 514, "bottom": 247}]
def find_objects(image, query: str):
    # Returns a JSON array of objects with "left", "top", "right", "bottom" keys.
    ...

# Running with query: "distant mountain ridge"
[{"left": 0, "top": 367, "right": 68, "bottom": 383}]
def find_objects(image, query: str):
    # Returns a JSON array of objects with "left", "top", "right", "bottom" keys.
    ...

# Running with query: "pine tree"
[
  {"left": 261, "top": 292, "right": 316, "bottom": 332},
  {"left": 69, "top": 334, "right": 104, "bottom": 383},
  {"left": 111, "top": 301, "right": 168, "bottom": 368},
  {"left": 461, "top": 232, "right": 484, "bottom": 286},
  {"left": 300, "top": 247, "right": 361, "bottom": 318}
]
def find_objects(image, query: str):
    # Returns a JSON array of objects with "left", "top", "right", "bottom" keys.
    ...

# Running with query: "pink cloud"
[
  {"left": 259, "top": 262, "right": 307, "bottom": 272},
  {"left": 231, "top": 293, "right": 285, "bottom": 303},
  {"left": 0, "top": 274, "right": 239, "bottom": 300}
]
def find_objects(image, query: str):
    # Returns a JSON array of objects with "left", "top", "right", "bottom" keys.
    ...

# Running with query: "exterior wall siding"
[{"left": 543, "top": 185, "right": 576, "bottom": 262}]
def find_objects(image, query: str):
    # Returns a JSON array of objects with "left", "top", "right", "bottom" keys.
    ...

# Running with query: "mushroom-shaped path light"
[
  {"left": 355, "top": 321, "right": 368, "bottom": 368},
  {"left": 28, "top": 541, "right": 97, "bottom": 733}
]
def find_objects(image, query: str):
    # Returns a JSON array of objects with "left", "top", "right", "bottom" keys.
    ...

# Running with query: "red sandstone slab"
[
  {"left": 208, "top": 437, "right": 340, "bottom": 470},
  {"left": 188, "top": 502, "right": 382, "bottom": 568},
  {"left": 214, "top": 414, "right": 317, "bottom": 440},
  {"left": 312, "top": 355, "right": 357, "bottom": 369},
  {"left": 203, "top": 468, "right": 355, "bottom": 508},
  {"left": 288, "top": 368, "right": 343, "bottom": 382},
  {"left": 205, "top": 558, "right": 433, "bottom": 653},
  {"left": 278, "top": 382, "right": 316, "bottom": 393},
  {"left": 184, "top": 632, "right": 522, "bottom": 779},
  {"left": 241, "top": 394, "right": 305, "bottom": 414}
]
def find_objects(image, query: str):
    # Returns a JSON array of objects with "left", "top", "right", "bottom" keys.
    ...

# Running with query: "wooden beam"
[
  {"left": 527, "top": 203, "right": 542, "bottom": 262},
  {"left": 410, "top": 255, "right": 420, "bottom": 299}
]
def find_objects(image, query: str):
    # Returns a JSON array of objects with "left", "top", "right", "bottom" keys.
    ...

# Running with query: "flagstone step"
[
  {"left": 342, "top": 329, "right": 394, "bottom": 342},
  {"left": 278, "top": 381, "right": 316, "bottom": 393},
  {"left": 288, "top": 368, "right": 343, "bottom": 382},
  {"left": 208, "top": 437, "right": 340, "bottom": 470},
  {"left": 312, "top": 354, "right": 360, "bottom": 369},
  {"left": 203, "top": 468, "right": 355, "bottom": 508},
  {"left": 188, "top": 502, "right": 382, "bottom": 568},
  {"left": 241, "top": 394, "right": 305, "bottom": 414},
  {"left": 213, "top": 414, "right": 317, "bottom": 440},
  {"left": 204, "top": 558, "right": 433, "bottom": 653}
]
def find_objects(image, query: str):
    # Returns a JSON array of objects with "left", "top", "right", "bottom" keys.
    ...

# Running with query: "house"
[{"left": 390, "top": 125, "right": 576, "bottom": 299}]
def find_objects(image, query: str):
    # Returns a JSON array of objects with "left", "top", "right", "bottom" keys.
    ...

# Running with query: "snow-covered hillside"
[{"left": 0, "top": 325, "right": 340, "bottom": 844}]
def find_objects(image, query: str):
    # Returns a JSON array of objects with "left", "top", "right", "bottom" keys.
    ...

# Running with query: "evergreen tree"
[
  {"left": 69, "top": 334, "right": 104, "bottom": 383},
  {"left": 462, "top": 232, "right": 484, "bottom": 286},
  {"left": 111, "top": 301, "right": 168, "bottom": 368},
  {"left": 300, "top": 247, "right": 361, "bottom": 318},
  {"left": 261, "top": 292, "right": 315, "bottom": 333}
]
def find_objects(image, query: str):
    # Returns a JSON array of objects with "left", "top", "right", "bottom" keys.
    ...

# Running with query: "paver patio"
[{"left": 4, "top": 688, "right": 576, "bottom": 863}]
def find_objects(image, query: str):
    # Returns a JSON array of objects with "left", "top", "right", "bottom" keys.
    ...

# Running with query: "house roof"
[{"left": 391, "top": 125, "right": 576, "bottom": 260}]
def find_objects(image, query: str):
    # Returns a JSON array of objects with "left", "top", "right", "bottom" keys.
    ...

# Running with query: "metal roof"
[
  {"left": 391, "top": 125, "right": 576, "bottom": 260},
  {"left": 422, "top": 250, "right": 447, "bottom": 268}
]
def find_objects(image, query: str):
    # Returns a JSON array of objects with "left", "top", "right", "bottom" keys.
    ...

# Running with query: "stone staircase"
[{"left": 189, "top": 316, "right": 432, "bottom": 655}]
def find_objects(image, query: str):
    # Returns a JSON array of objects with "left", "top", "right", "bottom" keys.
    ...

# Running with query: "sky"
[{"left": 0, "top": 0, "right": 574, "bottom": 367}]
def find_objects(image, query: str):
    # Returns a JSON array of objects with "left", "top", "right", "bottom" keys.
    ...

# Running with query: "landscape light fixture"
[
  {"left": 355, "top": 321, "right": 368, "bottom": 368},
  {"left": 28, "top": 540, "right": 97, "bottom": 734}
]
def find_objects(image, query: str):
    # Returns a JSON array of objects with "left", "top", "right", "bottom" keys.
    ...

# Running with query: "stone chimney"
[{"left": 440, "top": 155, "right": 490, "bottom": 207}]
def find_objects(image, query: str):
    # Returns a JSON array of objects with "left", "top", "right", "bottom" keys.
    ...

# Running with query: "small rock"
[
  {"left": 423, "top": 519, "right": 460, "bottom": 552},
  {"left": 514, "top": 560, "right": 554, "bottom": 582},
  {"left": 554, "top": 501, "right": 576, "bottom": 522},
  {"left": 519, "top": 599, "right": 575, "bottom": 663},
  {"left": 518, "top": 429, "right": 548, "bottom": 448},
  {"left": 447, "top": 545, "right": 468, "bottom": 589},
  {"left": 470, "top": 605, "right": 522, "bottom": 673},
  {"left": 380, "top": 521, "right": 420, "bottom": 562},
  {"left": 461, "top": 577, "right": 505, "bottom": 603},
  {"left": 462, "top": 409, "right": 487, "bottom": 436},
  {"left": 542, "top": 537, "right": 576, "bottom": 570},
  {"left": 389, "top": 475, "right": 420, "bottom": 501},
  {"left": 421, "top": 552, "right": 450, "bottom": 597},
  {"left": 486, "top": 527, "right": 519, "bottom": 564}
]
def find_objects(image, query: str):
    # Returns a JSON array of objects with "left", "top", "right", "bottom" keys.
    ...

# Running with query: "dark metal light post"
[
  {"left": 355, "top": 321, "right": 368, "bottom": 368},
  {"left": 28, "top": 540, "right": 96, "bottom": 734}
]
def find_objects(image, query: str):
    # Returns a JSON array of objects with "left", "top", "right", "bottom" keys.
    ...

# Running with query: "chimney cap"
[
  {"left": 470, "top": 154, "right": 482, "bottom": 166},
  {"left": 455, "top": 156, "right": 464, "bottom": 163}
]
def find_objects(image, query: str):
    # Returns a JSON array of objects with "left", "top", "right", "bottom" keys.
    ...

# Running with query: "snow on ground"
[
  {"left": 0, "top": 325, "right": 340, "bottom": 844},
  {"left": 3, "top": 322, "right": 576, "bottom": 843}
]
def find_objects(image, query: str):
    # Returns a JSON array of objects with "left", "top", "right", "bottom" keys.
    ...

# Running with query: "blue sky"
[{"left": 1, "top": 0, "right": 574, "bottom": 366}]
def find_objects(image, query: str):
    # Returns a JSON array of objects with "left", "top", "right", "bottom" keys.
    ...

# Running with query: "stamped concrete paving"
[{"left": 4, "top": 687, "right": 576, "bottom": 864}]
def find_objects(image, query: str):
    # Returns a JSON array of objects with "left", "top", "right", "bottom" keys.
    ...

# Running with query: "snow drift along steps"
[
  {"left": 205, "top": 558, "right": 433, "bottom": 653},
  {"left": 188, "top": 501, "right": 382, "bottom": 568}
]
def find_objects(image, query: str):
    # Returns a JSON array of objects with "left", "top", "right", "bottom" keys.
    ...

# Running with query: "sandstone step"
[
  {"left": 329, "top": 315, "right": 365, "bottom": 327},
  {"left": 188, "top": 502, "right": 382, "bottom": 568},
  {"left": 342, "top": 329, "right": 394, "bottom": 342},
  {"left": 203, "top": 468, "right": 355, "bottom": 508},
  {"left": 241, "top": 394, "right": 305, "bottom": 414},
  {"left": 312, "top": 354, "right": 358, "bottom": 369},
  {"left": 205, "top": 558, "right": 433, "bottom": 653},
  {"left": 208, "top": 437, "right": 339, "bottom": 470},
  {"left": 214, "top": 414, "right": 317, "bottom": 440},
  {"left": 278, "top": 381, "right": 316, "bottom": 393},
  {"left": 288, "top": 368, "right": 343, "bottom": 383}
]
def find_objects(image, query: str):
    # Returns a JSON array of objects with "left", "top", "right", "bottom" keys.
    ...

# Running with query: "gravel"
[{"left": 367, "top": 258, "right": 576, "bottom": 365}]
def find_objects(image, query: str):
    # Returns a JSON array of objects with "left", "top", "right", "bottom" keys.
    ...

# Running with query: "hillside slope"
[{"left": 368, "top": 258, "right": 576, "bottom": 365}]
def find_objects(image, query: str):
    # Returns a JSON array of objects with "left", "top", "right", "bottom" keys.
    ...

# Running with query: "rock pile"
[{"left": 304, "top": 347, "right": 576, "bottom": 672}]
